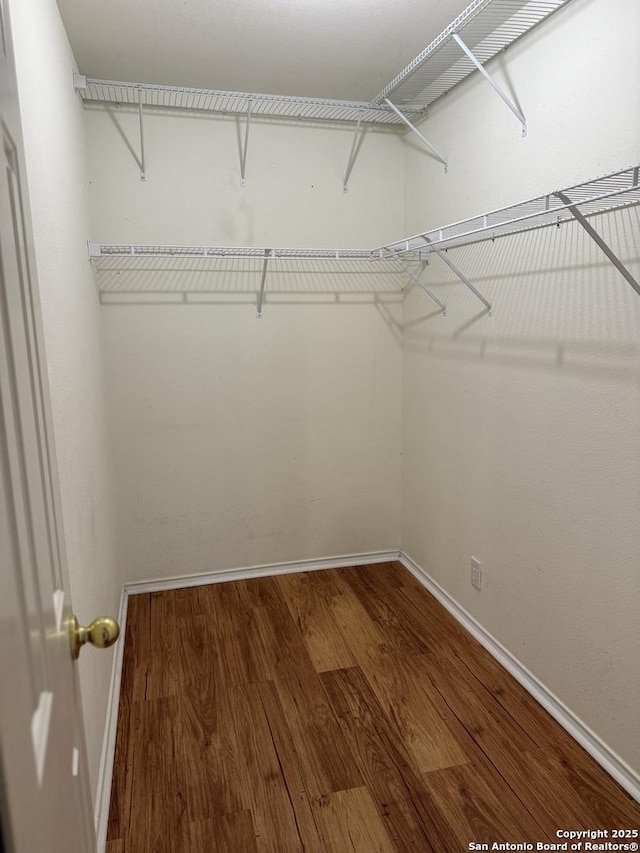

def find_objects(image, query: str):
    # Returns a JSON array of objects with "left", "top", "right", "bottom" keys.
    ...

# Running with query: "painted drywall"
[
  {"left": 11, "top": 0, "right": 121, "bottom": 806},
  {"left": 85, "top": 108, "right": 406, "bottom": 247},
  {"left": 103, "top": 301, "right": 401, "bottom": 578},
  {"left": 401, "top": 0, "right": 640, "bottom": 774},
  {"left": 89, "top": 113, "right": 404, "bottom": 579}
]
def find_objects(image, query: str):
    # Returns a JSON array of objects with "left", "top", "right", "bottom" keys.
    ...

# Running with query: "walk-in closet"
[{"left": 2, "top": 0, "right": 639, "bottom": 850}]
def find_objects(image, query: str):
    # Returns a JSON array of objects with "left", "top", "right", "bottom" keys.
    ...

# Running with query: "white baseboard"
[
  {"left": 95, "top": 585, "right": 129, "bottom": 853},
  {"left": 124, "top": 549, "right": 401, "bottom": 596},
  {"left": 399, "top": 551, "right": 640, "bottom": 803}
]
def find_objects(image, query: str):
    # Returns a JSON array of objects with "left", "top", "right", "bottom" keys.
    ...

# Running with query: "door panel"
[{"left": 0, "top": 0, "right": 97, "bottom": 850}]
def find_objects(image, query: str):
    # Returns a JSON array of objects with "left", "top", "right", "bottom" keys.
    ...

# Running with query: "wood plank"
[
  {"left": 125, "top": 592, "right": 152, "bottom": 704},
  {"left": 387, "top": 566, "right": 572, "bottom": 750},
  {"left": 127, "top": 696, "right": 189, "bottom": 853},
  {"left": 443, "top": 645, "right": 564, "bottom": 751},
  {"left": 230, "top": 682, "right": 305, "bottom": 852},
  {"left": 107, "top": 595, "right": 145, "bottom": 842},
  {"left": 340, "top": 565, "right": 427, "bottom": 656},
  {"left": 277, "top": 572, "right": 356, "bottom": 672},
  {"left": 105, "top": 687, "right": 132, "bottom": 843},
  {"left": 328, "top": 590, "right": 469, "bottom": 773},
  {"left": 189, "top": 812, "right": 258, "bottom": 853},
  {"left": 145, "top": 591, "right": 181, "bottom": 700},
  {"left": 491, "top": 746, "right": 639, "bottom": 838},
  {"left": 421, "top": 759, "right": 546, "bottom": 848},
  {"left": 252, "top": 578, "right": 364, "bottom": 798},
  {"left": 321, "top": 666, "right": 461, "bottom": 853},
  {"left": 105, "top": 841, "right": 123, "bottom": 853},
  {"left": 177, "top": 614, "right": 249, "bottom": 821},
  {"left": 370, "top": 565, "right": 467, "bottom": 651},
  {"left": 357, "top": 576, "right": 541, "bottom": 764},
  {"left": 221, "top": 580, "right": 274, "bottom": 685},
  {"left": 312, "top": 787, "right": 396, "bottom": 853},
  {"left": 238, "top": 574, "right": 282, "bottom": 609},
  {"left": 553, "top": 741, "right": 640, "bottom": 826},
  {"left": 201, "top": 581, "right": 253, "bottom": 688},
  {"left": 303, "top": 568, "right": 352, "bottom": 598},
  {"left": 419, "top": 648, "right": 539, "bottom": 759},
  {"left": 256, "top": 680, "right": 324, "bottom": 851}
]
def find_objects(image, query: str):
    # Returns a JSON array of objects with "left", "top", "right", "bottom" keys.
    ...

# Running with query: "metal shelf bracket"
[
  {"left": 393, "top": 257, "right": 447, "bottom": 315},
  {"left": 555, "top": 191, "right": 640, "bottom": 297},
  {"left": 73, "top": 71, "right": 87, "bottom": 91},
  {"left": 137, "top": 87, "right": 147, "bottom": 181},
  {"left": 257, "top": 249, "right": 272, "bottom": 318},
  {"left": 424, "top": 238, "right": 492, "bottom": 315},
  {"left": 343, "top": 112, "right": 364, "bottom": 193},
  {"left": 383, "top": 99, "right": 447, "bottom": 172},
  {"left": 452, "top": 33, "right": 527, "bottom": 137},
  {"left": 240, "top": 100, "right": 253, "bottom": 187}
]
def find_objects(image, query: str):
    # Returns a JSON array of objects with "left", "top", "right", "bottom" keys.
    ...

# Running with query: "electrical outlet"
[{"left": 471, "top": 557, "right": 482, "bottom": 590}]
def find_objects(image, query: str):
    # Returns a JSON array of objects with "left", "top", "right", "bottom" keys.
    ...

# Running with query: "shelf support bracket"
[
  {"left": 257, "top": 249, "right": 271, "bottom": 319},
  {"left": 555, "top": 192, "right": 640, "bottom": 298},
  {"left": 452, "top": 33, "right": 527, "bottom": 137},
  {"left": 343, "top": 111, "right": 364, "bottom": 193},
  {"left": 240, "top": 100, "right": 253, "bottom": 187},
  {"left": 383, "top": 99, "right": 447, "bottom": 172},
  {"left": 424, "top": 237, "right": 493, "bottom": 315},
  {"left": 137, "top": 87, "right": 147, "bottom": 181},
  {"left": 392, "top": 257, "right": 447, "bottom": 315}
]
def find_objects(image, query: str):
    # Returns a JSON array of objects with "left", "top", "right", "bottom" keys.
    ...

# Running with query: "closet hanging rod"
[
  {"left": 378, "top": 165, "right": 640, "bottom": 256},
  {"left": 75, "top": 77, "right": 426, "bottom": 127}
]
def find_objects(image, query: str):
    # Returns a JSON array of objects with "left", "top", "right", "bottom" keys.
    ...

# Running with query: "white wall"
[
  {"left": 401, "top": 0, "right": 640, "bottom": 776},
  {"left": 88, "top": 113, "right": 405, "bottom": 579},
  {"left": 103, "top": 301, "right": 401, "bottom": 578},
  {"left": 86, "top": 109, "right": 404, "bottom": 247},
  {"left": 11, "top": 0, "right": 121, "bottom": 806}
]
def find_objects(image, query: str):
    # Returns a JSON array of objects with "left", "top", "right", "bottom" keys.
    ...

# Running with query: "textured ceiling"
[{"left": 56, "top": 0, "right": 473, "bottom": 101}]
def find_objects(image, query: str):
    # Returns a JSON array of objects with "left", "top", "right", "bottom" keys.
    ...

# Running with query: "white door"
[{"left": 0, "top": 2, "right": 113, "bottom": 851}]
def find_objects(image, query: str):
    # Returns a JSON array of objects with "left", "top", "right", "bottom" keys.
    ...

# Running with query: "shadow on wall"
[
  {"left": 94, "top": 259, "right": 407, "bottom": 342},
  {"left": 97, "top": 103, "right": 395, "bottom": 185},
  {"left": 95, "top": 258, "right": 407, "bottom": 294},
  {"left": 106, "top": 106, "right": 144, "bottom": 174},
  {"left": 401, "top": 207, "right": 640, "bottom": 384}
]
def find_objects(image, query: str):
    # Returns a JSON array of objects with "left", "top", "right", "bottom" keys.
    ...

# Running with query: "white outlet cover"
[{"left": 471, "top": 557, "right": 482, "bottom": 590}]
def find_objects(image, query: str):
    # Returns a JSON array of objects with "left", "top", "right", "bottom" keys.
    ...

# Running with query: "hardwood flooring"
[{"left": 107, "top": 562, "right": 640, "bottom": 852}]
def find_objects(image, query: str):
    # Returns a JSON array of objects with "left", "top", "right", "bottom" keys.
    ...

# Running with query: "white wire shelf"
[
  {"left": 89, "top": 166, "right": 640, "bottom": 268},
  {"left": 77, "top": 1, "right": 572, "bottom": 132},
  {"left": 374, "top": 0, "right": 572, "bottom": 109},
  {"left": 379, "top": 165, "right": 640, "bottom": 256},
  {"left": 88, "top": 244, "right": 424, "bottom": 265},
  {"left": 88, "top": 165, "right": 640, "bottom": 313},
  {"left": 78, "top": 78, "right": 426, "bottom": 127}
]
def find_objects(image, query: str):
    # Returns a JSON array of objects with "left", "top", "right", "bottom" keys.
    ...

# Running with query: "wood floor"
[{"left": 107, "top": 562, "right": 640, "bottom": 852}]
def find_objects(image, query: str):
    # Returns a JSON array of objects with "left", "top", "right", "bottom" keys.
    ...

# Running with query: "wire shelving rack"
[
  {"left": 77, "top": 1, "right": 572, "bottom": 127},
  {"left": 374, "top": 0, "right": 571, "bottom": 110},
  {"left": 90, "top": 165, "right": 640, "bottom": 316}
]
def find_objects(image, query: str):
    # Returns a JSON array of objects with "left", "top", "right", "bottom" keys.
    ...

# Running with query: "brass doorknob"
[{"left": 69, "top": 615, "right": 120, "bottom": 660}]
